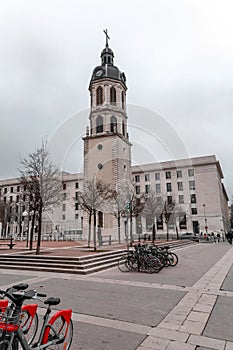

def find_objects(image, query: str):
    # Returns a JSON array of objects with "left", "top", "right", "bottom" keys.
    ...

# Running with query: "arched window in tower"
[
  {"left": 110, "top": 116, "right": 117, "bottom": 132},
  {"left": 121, "top": 91, "right": 125, "bottom": 109},
  {"left": 96, "top": 86, "right": 103, "bottom": 105},
  {"left": 96, "top": 116, "right": 103, "bottom": 133},
  {"left": 122, "top": 121, "right": 125, "bottom": 136},
  {"left": 110, "top": 86, "right": 116, "bottom": 105},
  {"left": 98, "top": 211, "right": 103, "bottom": 228}
]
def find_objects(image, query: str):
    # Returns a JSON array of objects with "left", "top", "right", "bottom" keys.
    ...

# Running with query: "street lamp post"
[
  {"left": 203, "top": 204, "right": 208, "bottom": 234},
  {"left": 22, "top": 210, "right": 29, "bottom": 247},
  {"left": 121, "top": 212, "right": 129, "bottom": 249}
]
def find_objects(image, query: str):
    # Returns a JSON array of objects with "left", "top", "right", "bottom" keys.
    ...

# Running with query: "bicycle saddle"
[{"left": 44, "top": 297, "right": 61, "bottom": 306}]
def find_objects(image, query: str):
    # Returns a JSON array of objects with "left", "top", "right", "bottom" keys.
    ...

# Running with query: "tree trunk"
[
  {"left": 36, "top": 204, "right": 43, "bottom": 255},
  {"left": 152, "top": 223, "right": 156, "bottom": 243},
  {"left": 88, "top": 213, "right": 92, "bottom": 247},
  {"left": 129, "top": 209, "right": 133, "bottom": 246},
  {"left": 29, "top": 210, "right": 36, "bottom": 250},
  {"left": 93, "top": 209, "right": 97, "bottom": 252},
  {"left": 166, "top": 223, "right": 169, "bottom": 241},
  {"left": 118, "top": 215, "right": 121, "bottom": 244}
]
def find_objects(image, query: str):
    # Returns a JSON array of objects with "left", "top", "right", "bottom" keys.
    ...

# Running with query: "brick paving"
[{"left": 1, "top": 241, "right": 232, "bottom": 349}]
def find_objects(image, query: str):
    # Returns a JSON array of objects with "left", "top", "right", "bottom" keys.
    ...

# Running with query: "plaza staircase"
[{"left": 0, "top": 240, "right": 196, "bottom": 275}]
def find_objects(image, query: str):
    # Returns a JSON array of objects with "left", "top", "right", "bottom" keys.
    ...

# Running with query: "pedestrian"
[
  {"left": 217, "top": 233, "right": 220, "bottom": 243},
  {"left": 211, "top": 232, "right": 216, "bottom": 243},
  {"left": 226, "top": 231, "right": 233, "bottom": 245}
]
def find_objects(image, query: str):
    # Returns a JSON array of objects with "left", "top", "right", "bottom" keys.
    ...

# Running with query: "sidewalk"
[
  {"left": 0, "top": 239, "right": 129, "bottom": 257},
  {"left": 0, "top": 239, "right": 174, "bottom": 257}
]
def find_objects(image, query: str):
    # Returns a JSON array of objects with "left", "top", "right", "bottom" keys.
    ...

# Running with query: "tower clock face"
[{"left": 95, "top": 70, "right": 103, "bottom": 77}]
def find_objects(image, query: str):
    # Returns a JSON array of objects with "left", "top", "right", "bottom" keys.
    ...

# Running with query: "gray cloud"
[{"left": 0, "top": 0, "right": 232, "bottom": 198}]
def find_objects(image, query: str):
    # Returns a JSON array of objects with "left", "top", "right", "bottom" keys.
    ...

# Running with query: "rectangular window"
[
  {"left": 179, "top": 213, "right": 187, "bottom": 229},
  {"left": 63, "top": 193, "right": 66, "bottom": 201},
  {"left": 10, "top": 196, "right": 13, "bottom": 203},
  {"left": 177, "top": 182, "right": 183, "bottom": 191},
  {"left": 135, "top": 185, "right": 140, "bottom": 194},
  {"left": 156, "top": 184, "right": 161, "bottom": 194},
  {"left": 189, "top": 181, "right": 195, "bottom": 190},
  {"left": 63, "top": 183, "right": 66, "bottom": 190},
  {"left": 75, "top": 192, "right": 78, "bottom": 200},
  {"left": 3, "top": 197, "right": 6, "bottom": 203},
  {"left": 16, "top": 206, "right": 19, "bottom": 214},
  {"left": 4, "top": 188, "right": 7, "bottom": 194},
  {"left": 190, "top": 194, "right": 196, "bottom": 203},
  {"left": 176, "top": 170, "right": 182, "bottom": 178},
  {"left": 167, "top": 196, "right": 173, "bottom": 205},
  {"left": 145, "top": 174, "right": 150, "bottom": 182},
  {"left": 188, "top": 169, "right": 194, "bottom": 177},
  {"left": 165, "top": 171, "right": 171, "bottom": 179},
  {"left": 179, "top": 195, "right": 184, "bottom": 204},
  {"left": 62, "top": 204, "right": 66, "bottom": 211},
  {"left": 157, "top": 215, "right": 163, "bottom": 230},
  {"left": 75, "top": 213, "right": 79, "bottom": 220},
  {"left": 10, "top": 187, "right": 14, "bottom": 193},
  {"left": 135, "top": 175, "right": 140, "bottom": 183},
  {"left": 156, "top": 196, "right": 162, "bottom": 204},
  {"left": 166, "top": 183, "right": 172, "bottom": 192},
  {"left": 16, "top": 195, "right": 19, "bottom": 203},
  {"left": 155, "top": 173, "right": 160, "bottom": 181},
  {"left": 75, "top": 182, "right": 79, "bottom": 189},
  {"left": 145, "top": 184, "right": 150, "bottom": 194},
  {"left": 62, "top": 214, "right": 66, "bottom": 220},
  {"left": 191, "top": 208, "right": 198, "bottom": 215},
  {"left": 75, "top": 203, "right": 79, "bottom": 210},
  {"left": 17, "top": 185, "right": 20, "bottom": 192}
]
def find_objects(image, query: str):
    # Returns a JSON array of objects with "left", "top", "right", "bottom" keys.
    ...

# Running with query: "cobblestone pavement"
[{"left": 1, "top": 241, "right": 233, "bottom": 349}]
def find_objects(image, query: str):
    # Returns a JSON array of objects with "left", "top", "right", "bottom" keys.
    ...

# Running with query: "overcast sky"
[{"left": 0, "top": 0, "right": 232, "bottom": 199}]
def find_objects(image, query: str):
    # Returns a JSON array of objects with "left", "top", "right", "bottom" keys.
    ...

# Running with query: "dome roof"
[{"left": 90, "top": 44, "right": 127, "bottom": 88}]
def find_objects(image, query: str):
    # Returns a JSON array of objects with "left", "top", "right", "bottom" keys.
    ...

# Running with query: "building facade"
[{"left": 0, "top": 37, "right": 230, "bottom": 240}]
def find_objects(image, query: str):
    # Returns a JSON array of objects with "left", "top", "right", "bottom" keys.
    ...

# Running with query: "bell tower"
[{"left": 83, "top": 31, "right": 132, "bottom": 189}]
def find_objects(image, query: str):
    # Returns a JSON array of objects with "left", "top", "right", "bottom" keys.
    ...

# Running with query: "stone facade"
[{"left": 0, "top": 39, "right": 230, "bottom": 240}]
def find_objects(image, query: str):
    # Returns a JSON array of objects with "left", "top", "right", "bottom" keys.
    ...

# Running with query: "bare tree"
[
  {"left": 118, "top": 181, "right": 145, "bottom": 245},
  {"left": 143, "top": 189, "right": 164, "bottom": 242},
  {"left": 162, "top": 199, "right": 176, "bottom": 241},
  {"left": 111, "top": 181, "right": 131, "bottom": 244},
  {"left": 19, "top": 140, "right": 62, "bottom": 254},
  {"left": 78, "top": 179, "right": 113, "bottom": 251}
]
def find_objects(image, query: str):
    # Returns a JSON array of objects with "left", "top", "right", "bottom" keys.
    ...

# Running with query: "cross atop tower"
[{"left": 103, "top": 29, "right": 110, "bottom": 47}]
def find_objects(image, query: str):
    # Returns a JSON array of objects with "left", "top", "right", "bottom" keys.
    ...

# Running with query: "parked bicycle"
[
  {"left": 0, "top": 284, "right": 73, "bottom": 350},
  {"left": 118, "top": 244, "right": 163, "bottom": 273},
  {"left": 118, "top": 243, "right": 178, "bottom": 273}
]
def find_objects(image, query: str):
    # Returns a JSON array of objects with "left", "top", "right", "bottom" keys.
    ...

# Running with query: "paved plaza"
[{"left": 1, "top": 242, "right": 233, "bottom": 349}]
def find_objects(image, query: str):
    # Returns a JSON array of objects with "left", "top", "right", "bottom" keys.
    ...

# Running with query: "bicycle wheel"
[
  {"left": 127, "top": 255, "right": 138, "bottom": 271},
  {"left": 20, "top": 306, "right": 38, "bottom": 345},
  {"left": 167, "top": 253, "right": 178, "bottom": 267},
  {"left": 145, "top": 256, "right": 162, "bottom": 273},
  {"left": 118, "top": 256, "right": 130, "bottom": 272},
  {"left": 42, "top": 310, "right": 73, "bottom": 350}
]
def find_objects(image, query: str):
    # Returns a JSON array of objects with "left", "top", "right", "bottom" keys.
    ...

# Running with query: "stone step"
[
  {"left": 0, "top": 254, "right": 125, "bottom": 270},
  {"left": 0, "top": 240, "right": 196, "bottom": 275},
  {"left": 0, "top": 250, "right": 126, "bottom": 265}
]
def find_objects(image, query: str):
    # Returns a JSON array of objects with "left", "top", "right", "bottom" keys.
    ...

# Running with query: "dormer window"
[
  {"left": 96, "top": 86, "right": 103, "bottom": 105},
  {"left": 110, "top": 86, "right": 116, "bottom": 105}
]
